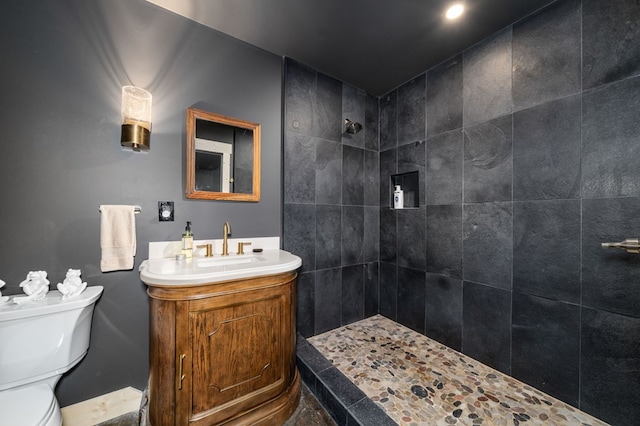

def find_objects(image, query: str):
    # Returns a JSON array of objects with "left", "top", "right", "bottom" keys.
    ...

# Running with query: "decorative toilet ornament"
[
  {"left": 0, "top": 279, "right": 8, "bottom": 304},
  {"left": 57, "top": 269, "right": 87, "bottom": 300},
  {"left": 14, "top": 270, "right": 50, "bottom": 304}
]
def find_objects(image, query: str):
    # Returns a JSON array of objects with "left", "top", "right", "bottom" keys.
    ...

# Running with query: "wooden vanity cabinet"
[{"left": 147, "top": 272, "right": 300, "bottom": 426}]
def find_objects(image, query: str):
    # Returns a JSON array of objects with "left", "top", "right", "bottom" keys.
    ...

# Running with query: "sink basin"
[
  {"left": 140, "top": 249, "right": 302, "bottom": 287},
  {"left": 196, "top": 255, "right": 260, "bottom": 267}
]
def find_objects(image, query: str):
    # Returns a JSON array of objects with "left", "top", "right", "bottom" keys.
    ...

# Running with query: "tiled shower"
[{"left": 283, "top": 0, "right": 640, "bottom": 424}]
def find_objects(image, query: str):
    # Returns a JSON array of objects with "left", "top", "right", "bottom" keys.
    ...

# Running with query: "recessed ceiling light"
[{"left": 445, "top": 3, "right": 465, "bottom": 20}]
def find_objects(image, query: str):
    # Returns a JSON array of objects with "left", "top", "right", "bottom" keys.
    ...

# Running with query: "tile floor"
[
  {"left": 61, "top": 387, "right": 143, "bottom": 426},
  {"left": 77, "top": 383, "right": 334, "bottom": 426},
  {"left": 308, "top": 315, "right": 609, "bottom": 426}
]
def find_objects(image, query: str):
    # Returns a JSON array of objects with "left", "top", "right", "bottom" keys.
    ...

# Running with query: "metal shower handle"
[{"left": 601, "top": 238, "right": 640, "bottom": 253}]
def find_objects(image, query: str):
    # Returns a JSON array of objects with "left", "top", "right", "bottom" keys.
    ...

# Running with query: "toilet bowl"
[
  {"left": 0, "top": 286, "right": 103, "bottom": 426},
  {"left": 0, "top": 384, "right": 61, "bottom": 426}
]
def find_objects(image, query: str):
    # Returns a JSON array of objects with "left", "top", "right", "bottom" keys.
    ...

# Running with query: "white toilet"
[{"left": 0, "top": 286, "right": 103, "bottom": 426}]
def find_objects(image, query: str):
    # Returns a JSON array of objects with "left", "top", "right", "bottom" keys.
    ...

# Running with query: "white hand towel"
[{"left": 100, "top": 205, "right": 137, "bottom": 272}]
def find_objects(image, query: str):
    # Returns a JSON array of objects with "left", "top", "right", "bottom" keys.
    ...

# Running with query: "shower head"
[{"left": 344, "top": 119, "right": 363, "bottom": 134}]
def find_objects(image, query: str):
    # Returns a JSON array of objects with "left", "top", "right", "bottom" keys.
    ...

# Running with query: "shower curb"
[{"left": 296, "top": 335, "right": 397, "bottom": 426}]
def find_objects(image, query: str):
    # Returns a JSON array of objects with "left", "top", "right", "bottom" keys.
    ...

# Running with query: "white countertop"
[{"left": 140, "top": 238, "right": 301, "bottom": 287}]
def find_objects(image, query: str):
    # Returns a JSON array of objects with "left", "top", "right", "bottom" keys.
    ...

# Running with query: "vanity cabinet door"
[{"left": 180, "top": 282, "right": 293, "bottom": 425}]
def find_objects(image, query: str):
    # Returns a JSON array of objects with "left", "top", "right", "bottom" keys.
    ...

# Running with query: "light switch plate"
[{"left": 158, "top": 201, "right": 174, "bottom": 221}]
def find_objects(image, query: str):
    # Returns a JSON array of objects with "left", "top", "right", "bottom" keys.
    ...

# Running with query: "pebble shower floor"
[{"left": 308, "top": 315, "right": 608, "bottom": 426}]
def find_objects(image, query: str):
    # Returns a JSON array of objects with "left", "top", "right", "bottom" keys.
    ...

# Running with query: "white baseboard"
[{"left": 61, "top": 387, "right": 142, "bottom": 426}]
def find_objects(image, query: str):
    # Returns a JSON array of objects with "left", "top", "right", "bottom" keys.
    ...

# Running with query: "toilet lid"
[{"left": 0, "top": 384, "right": 58, "bottom": 426}]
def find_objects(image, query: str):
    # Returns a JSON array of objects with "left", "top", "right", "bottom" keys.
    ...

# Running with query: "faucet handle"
[
  {"left": 237, "top": 242, "right": 252, "bottom": 255},
  {"left": 197, "top": 244, "right": 213, "bottom": 257}
]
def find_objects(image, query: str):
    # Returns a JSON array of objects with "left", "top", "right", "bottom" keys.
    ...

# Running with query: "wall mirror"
[{"left": 186, "top": 108, "right": 260, "bottom": 201}]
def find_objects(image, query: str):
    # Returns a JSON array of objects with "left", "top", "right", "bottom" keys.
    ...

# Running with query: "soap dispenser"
[
  {"left": 393, "top": 185, "right": 404, "bottom": 209},
  {"left": 182, "top": 221, "right": 194, "bottom": 258}
]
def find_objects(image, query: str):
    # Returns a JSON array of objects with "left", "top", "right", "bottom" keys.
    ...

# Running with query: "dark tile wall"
[
  {"left": 378, "top": 0, "right": 640, "bottom": 424},
  {"left": 284, "top": 1, "right": 640, "bottom": 424},
  {"left": 283, "top": 59, "right": 380, "bottom": 337}
]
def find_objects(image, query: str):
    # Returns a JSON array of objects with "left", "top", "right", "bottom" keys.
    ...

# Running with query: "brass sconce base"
[{"left": 121, "top": 123, "right": 150, "bottom": 151}]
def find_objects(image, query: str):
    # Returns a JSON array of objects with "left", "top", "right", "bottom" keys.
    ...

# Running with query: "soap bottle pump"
[
  {"left": 393, "top": 185, "right": 404, "bottom": 209},
  {"left": 182, "top": 221, "right": 194, "bottom": 258}
]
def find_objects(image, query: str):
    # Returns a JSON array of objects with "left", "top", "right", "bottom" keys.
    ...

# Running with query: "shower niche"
[{"left": 390, "top": 171, "right": 419, "bottom": 209}]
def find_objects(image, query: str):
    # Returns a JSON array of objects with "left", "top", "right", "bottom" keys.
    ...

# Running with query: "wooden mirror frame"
[{"left": 185, "top": 108, "right": 261, "bottom": 201}]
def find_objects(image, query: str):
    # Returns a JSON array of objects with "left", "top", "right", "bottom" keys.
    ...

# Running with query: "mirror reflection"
[{"left": 186, "top": 108, "right": 260, "bottom": 201}]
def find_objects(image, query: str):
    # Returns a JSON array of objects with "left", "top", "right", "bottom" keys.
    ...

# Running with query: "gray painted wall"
[{"left": 0, "top": 0, "right": 282, "bottom": 406}]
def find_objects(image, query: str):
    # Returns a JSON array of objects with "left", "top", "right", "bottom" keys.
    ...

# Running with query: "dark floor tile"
[
  {"left": 318, "top": 367, "right": 368, "bottom": 408},
  {"left": 101, "top": 382, "right": 337, "bottom": 426},
  {"left": 95, "top": 412, "right": 138, "bottom": 426},
  {"left": 512, "top": 293, "right": 580, "bottom": 407},
  {"left": 580, "top": 307, "right": 640, "bottom": 425},
  {"left": 284, "top": 383, "right": 338, "bottom": 426},
  {"left": 348, "top": 397, "right": 396, "bottom": 426},
  {"left": 297, "top": 336, "right": 334, "bottom": 374}
]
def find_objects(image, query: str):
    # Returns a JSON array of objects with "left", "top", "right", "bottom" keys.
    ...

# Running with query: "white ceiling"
[{"left": 146, "top": 0, "right": 555, "bottom": 95}]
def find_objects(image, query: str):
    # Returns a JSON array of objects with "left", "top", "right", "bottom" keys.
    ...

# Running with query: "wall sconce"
[{"left": 121, "top": 86, "right": 152, "bottom": 151}]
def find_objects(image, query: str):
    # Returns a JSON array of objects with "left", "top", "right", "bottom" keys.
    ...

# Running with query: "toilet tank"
[{"left": 0, "top": 286, "right": 103, "bottom": 391}]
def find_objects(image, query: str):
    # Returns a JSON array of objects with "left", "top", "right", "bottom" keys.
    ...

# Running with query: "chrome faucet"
[{"left": 222, "top": 222, "right": 231, "bottom": 256}]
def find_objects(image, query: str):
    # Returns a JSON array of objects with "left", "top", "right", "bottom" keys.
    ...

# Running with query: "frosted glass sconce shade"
[{"left": 121, "top": 86, "right": 152, "bottom": 151}]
